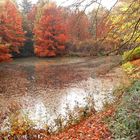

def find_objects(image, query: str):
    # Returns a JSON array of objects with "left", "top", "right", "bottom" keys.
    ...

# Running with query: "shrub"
[
  {"left": 108, "top": 80, "right": 140, "bottom": 140},
  {"left": 66, "top": 38, "right": 121, "bottom": 56},
  {"left": 123, "top": 46, "right": 140, "bottom": 62},
  {"left": 122, "top": 62, "right": 136, "bottom": 74},
  {"left": 66, "top": 39, "right": 106, "bottom": 56}
]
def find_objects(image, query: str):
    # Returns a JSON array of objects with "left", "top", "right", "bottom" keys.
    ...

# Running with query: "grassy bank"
[
  {"left": 107, "top": 80, "right": 140, "bottom": 140},
  {"left": 107, "top": 48, "right": 140, "bottom": 139}
]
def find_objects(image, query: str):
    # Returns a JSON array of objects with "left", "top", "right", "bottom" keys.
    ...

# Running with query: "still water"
[{"left": 0, "top": 56, "right": 128, "bottom": 132}]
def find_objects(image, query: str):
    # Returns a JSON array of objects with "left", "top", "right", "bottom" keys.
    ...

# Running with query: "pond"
[{"left": 0, "top": 56, "right": 128, "bottom": 134}]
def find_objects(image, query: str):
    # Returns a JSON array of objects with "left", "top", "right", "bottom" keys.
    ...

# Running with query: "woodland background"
[{"left": 0, "top": 0, "right": 139, "bottom": 61}]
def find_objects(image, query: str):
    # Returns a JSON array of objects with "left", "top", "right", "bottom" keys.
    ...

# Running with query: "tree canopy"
[
  {"left": 0, "top": 0, "right": 139, "bottom": 60},
  {"left": 0, "top": 0, "right": 25, "bottom": 61}
]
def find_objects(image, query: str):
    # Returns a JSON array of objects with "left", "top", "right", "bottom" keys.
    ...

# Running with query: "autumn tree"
[
  {"left": 105, "top": 0, "right": 140, "bottom": 53},
  {"left": 0, "top": 0, "right": 25, "bottom": 61},
  {"left": 0, "top": 43, "right": 11, "bottom": 62},
  {"left": 66, "top": 10, "right": 91, "bottom": 42},
  {"left": 19, "top": 0, "right": 36, "bottom": 57},
  {"left": 88, "top": 7, "right": 109, "bottom": 39},
  {"left": 20, "top": 0, "right": 33, "bottom": 35},
  {"left": 27, "top": 0, "right": 50, "bottom": 30},
  {"left": 34, "top": 3, "right": 68, "bottom": 57}
]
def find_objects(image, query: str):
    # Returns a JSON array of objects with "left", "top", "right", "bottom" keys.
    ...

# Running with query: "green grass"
[{"left": 108, "top": 80, "right": 140, "bottom": 140}]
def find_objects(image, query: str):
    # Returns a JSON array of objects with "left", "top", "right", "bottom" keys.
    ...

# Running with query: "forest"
[{"left": 0, "top": 0, "right": 140, "bottom": 139}]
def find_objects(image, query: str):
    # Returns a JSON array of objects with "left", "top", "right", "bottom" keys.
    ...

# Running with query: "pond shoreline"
[{"left": 0, "top": 56, "right": 129, "bottom": 139}]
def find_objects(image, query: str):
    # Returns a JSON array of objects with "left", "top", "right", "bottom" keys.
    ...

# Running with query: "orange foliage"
[
  {"left": 0, "top": 44, "right": 11, "bottom": 62},
  {"left": 44, "top": 108, "right": 114, "bottom": 140},
  {"left": 34, "top": 4, "right": 68, "bottom": 57},
  {"left": 66, "top": 11, "right": 91, "bottom": 42},
  {"left": 131, "top": 59, "right": 140, "bottom": 67},
  {"left": 96, "top": 20, "right": 111, "bottom": 38},
  {"left": 0, "top": 0, "right": 25, "bottom": 62}
]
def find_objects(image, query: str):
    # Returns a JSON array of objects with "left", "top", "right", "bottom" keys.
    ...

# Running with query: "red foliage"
[
  {"left": 0, "top": 44, "right": 11, "bottom": 62},
  {"left": 96, "top": 19, "right": 111, "bottom": 39},
  {"left": 66, "top": 11, "right": 91, "bottom": 42},
  {"left": 131, "top": 59, "right": 140, "bottom": 67},
  {"left": 34, "top": 4, "right": 68, "bottom": 57},
  {"left": 0, "top": 0, "right": 25, "bottom": 62}
]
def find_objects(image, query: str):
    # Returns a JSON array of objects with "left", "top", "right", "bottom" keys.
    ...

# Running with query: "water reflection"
[
  {"left": 0, "top": 56, "right": 127, "bottom": 134},
  {"left": 23, "top": 101, "right": 48, "bottom": 129}
]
